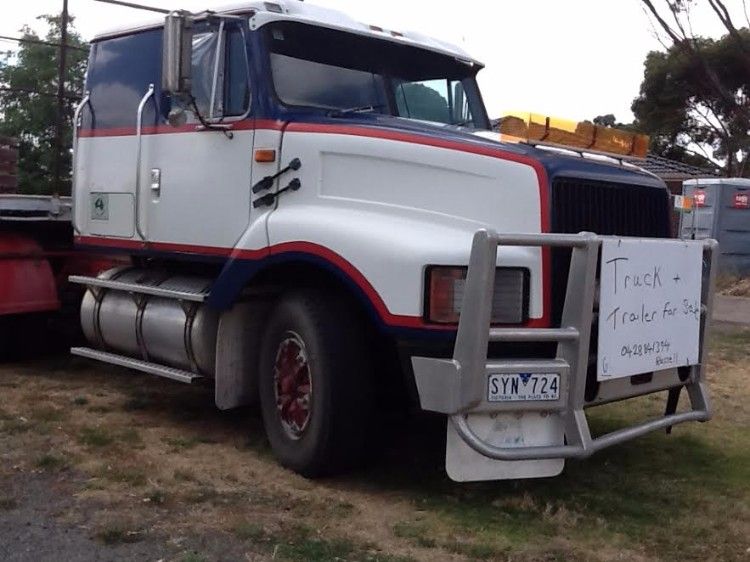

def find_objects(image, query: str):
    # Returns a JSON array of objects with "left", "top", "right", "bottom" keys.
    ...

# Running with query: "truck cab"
[{"left": 70, "top": 1, "right": 717, "bottom": 482}]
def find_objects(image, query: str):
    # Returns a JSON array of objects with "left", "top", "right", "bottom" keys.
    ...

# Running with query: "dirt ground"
[{"left": 1, "top": 324, "right": 749, "bottom": 562}]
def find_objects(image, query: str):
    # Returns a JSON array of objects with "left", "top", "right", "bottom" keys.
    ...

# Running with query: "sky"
[{"left": 1, "top": 0, "right": 746, "bottom": 122}]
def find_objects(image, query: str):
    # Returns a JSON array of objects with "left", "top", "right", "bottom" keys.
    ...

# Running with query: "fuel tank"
[{"left": 80, "top": 267, "right": 218, "bottom": 375}]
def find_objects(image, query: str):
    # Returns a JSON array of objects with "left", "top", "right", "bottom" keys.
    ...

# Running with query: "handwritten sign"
[{"left": 597, "top": 238, "right": 704, "bottom": 381}]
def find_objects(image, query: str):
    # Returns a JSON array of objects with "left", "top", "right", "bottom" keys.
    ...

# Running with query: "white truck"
[{"left": 69, "top": 1, "right": 717, "bottom": 481}]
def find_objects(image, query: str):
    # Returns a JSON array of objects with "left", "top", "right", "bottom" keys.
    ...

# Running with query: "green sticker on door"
[{"left": 91, "top": 193, "right": 109, "bottom": 220}]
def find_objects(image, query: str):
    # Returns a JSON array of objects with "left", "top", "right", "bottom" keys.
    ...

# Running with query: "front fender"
[{"left": 208, "top": 204, "right": 544, "bottom": 330}]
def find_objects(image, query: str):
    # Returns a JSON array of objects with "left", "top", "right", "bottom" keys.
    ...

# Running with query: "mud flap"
[{"left": 446, "top": 412, "right": 565, "bottom": 482}]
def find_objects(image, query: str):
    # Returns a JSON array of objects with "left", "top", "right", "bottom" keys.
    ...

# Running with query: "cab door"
[{"left": 141, "top": 20, "right": 255, "bottom": 252}]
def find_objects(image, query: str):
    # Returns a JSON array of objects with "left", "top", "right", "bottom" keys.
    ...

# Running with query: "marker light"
[
  {"left": 254, "top": 149, "right": 277, "bottom": 163},
  {"left": 425, "top": 266, "right": 529, "bottom": 325}
]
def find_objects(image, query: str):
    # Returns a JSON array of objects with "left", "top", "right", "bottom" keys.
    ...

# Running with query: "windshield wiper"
[{"left": 328, "top": 104, "right": 385, "bottom": 117}]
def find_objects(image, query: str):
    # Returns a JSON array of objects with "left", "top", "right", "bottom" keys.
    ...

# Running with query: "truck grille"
[
  {"left": 551, "top": 177, "right": 671, "bottom": 238},
  {"left": 550, "top": 177, "right": 671, "bottom": 323}
]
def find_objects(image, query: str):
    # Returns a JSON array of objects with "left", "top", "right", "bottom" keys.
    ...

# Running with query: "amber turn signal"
[{"left": 254, "top": 149, "right": 277, "bottom": 163}]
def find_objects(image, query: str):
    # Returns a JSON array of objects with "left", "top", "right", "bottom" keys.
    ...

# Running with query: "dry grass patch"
[
  {"left": 0, "top": 496, "right": 18, "bottom": 510},
  {"left": 717, "top": 275, "right": 750, "bottom": 297},
  {"left": 1, "top": 340, "right": 749, "bottom": 562},
  {"left": 93, "top": 513, "right": 145, "bottom": 545}
]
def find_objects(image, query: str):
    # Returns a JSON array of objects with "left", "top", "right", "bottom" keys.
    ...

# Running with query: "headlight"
[{"left": 425, "top": 266, "right": 529, "bottom": 325}]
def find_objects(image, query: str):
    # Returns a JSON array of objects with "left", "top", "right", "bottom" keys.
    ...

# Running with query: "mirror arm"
[{"left": 188, "top": 96, "right": 233, "bottom": 138}]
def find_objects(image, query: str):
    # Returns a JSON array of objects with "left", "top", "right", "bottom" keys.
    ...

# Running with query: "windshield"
[{"left": 266, "top": 22, "right": 489, "bottom": 129}]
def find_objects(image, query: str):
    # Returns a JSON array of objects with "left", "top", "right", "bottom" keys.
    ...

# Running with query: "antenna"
[{"left": 93, "top": 0, "right": 171, "bottom": 15}]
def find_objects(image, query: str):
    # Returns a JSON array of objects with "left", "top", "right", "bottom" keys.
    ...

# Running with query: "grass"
[
  {"left": 444, "top": 541, "right": 498, "bottom": 560},
  {"left": 717, "top": 274, "right": 750, "bottom": 297},
  {"left": 710, "top": 326, "right": 750, "bottom": 362},
  {"left": 146, "top": 488, "right": 168, "bottom": 505},
  {"left": 0, "top": 417, "right": 33, "bottom": 434},
  {"left": 95, "top": 521, "right": 143, "bottom": 545},
  {"left": 350, "top": 345, "right": 750, "bottom": 562},
  {"left": 122, "top": 394, "right": 154, "bottom": 412},
  {"left": 274, "top": 525, "right": 414, "bottom": 562},
  {"left": 30, "top": 406, "right": 66, "bottom": 423},
  {"left": 0, "top": 325, "right": 748, "bottom": 562},
  {"left": 78, "top": 427, "right": 114, "bottom": 448},
  {"left": 36, "top": 453, "right": 68, "bottom": 471},
  {"left": 78, "top": 426, "right": 142, "bottom": 449},
  {"left": 160, "top": 435, "right": 217, "bottom": 451},
  {"left": 233, "top": 521, "right": 267, "bottom": 542},
  {"left": 182, "top": 485, "right": 221, "bottom": 504},
  {"left": 173, "top": 468, "right": 198, "bottom": 482},
  {"left": 231, "top": 521, "right": 415, "bottom": 562},
  {"left": 99, "top": 465, "right": 148, "bottom": 487},
  {"left": 378, "top": 408, "right": 750, "bottom": 561},
  {"left": 0, "top": 496, "right": 17, "bottom": 510},
  {"left": 392, "top": 521, "right": 436, "bottom": 548}
]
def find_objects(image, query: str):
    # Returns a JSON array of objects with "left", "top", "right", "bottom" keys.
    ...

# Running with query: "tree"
[
  {"left": 637, "top": 0, "right": 750, "bottom": 176},
  {"left": 631, "top": 30, "right": 749, "bottom": 175},
  {"left": 593, "top": 114, "right": 618, "bottom": 128},
  {"left": 0, "top": 15, "right": 87, "bottom": 194},
  {"left": 397, "top": 83, "right": 451, "bottom": 124}
]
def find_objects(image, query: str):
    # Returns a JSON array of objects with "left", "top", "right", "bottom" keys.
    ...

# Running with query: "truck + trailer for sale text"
[{"left": 68, "top": 1, "right": 718, "bottom": 482}]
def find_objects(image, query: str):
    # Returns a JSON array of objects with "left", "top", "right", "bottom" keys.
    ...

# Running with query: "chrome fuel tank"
[{"left": 80, "top": 268, "right": 218, "bottom": 376}]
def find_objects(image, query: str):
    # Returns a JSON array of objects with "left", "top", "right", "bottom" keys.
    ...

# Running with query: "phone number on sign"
[{"left": 620, "top": 340, "right": 672, "bottom": 358}]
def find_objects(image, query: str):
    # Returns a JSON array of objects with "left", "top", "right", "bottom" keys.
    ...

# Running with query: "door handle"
[{"left": 150, "top": 168, "right": 161, "bottom": 198}]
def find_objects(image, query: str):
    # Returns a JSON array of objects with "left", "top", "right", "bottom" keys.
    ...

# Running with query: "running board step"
[
  {"left": 71, "top": 347, "right": 203, "bottom": 384},
  {"left": 68, "top": 275, "right": 208, "bottom": 303}
]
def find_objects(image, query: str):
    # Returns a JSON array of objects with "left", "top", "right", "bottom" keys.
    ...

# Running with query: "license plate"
[{"left": 487, "top": 373, "right": 560, "bottom": 402}]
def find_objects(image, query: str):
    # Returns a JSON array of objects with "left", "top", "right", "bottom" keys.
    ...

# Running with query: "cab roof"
[{"left": 92, "top": 0, "right": 482, "bottom": 67}]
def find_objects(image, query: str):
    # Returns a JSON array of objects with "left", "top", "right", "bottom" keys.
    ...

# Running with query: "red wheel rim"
[{"left": 273, "top": 332, "right": 313, "bottom": 439}]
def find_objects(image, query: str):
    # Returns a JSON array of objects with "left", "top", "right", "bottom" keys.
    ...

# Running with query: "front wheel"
[{"left": 258, "top": 289, "right": 375, "bottom": 477}]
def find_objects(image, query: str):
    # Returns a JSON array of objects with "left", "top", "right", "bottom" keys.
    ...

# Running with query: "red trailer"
[{"left": 0, "top": 193, "right": 120, "bottom": 357}]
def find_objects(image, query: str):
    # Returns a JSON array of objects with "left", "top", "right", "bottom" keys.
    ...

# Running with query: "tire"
[{"left": 258, "top": 289, "right": 375, "bottom": 477}]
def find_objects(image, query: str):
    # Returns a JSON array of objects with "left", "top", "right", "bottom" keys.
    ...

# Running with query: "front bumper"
[{"left": 411, "top": 230, "right": 718, "bottom": 462}]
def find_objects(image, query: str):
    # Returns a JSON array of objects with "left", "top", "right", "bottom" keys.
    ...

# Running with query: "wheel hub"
[{"left": 273, "top": 332, "right": 312, "bottom": 439}]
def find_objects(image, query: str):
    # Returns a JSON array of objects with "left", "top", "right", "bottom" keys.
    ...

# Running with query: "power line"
[
  {"left": 93, "top": 0, "right": 170, "bottom": 14},
  {"left": 0, "top": 34, "right": 88, "bottom": 53}
]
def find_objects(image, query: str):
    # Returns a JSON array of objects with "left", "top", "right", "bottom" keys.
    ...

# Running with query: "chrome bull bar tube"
[{"left": 411, "top": 230, "right": 718, "bottom": 461}]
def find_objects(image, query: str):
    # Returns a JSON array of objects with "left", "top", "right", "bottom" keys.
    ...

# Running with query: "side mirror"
[{"left": 162, "top": 11, "right": 193, "bottom": 101}]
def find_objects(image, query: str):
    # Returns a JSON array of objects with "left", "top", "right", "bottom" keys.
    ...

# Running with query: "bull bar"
[{"left": 411, "top": 230, "right": 718, "bottom": 461}]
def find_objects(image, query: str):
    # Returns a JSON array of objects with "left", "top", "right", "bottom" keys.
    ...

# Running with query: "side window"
[
  {"left": 191, "top": 30, "right": 221, "bottom": 117},
  {"left": 189, "top": 24, "right": 250, "bottom": 120},
  {"left": 224, "top": 28, "right": 250, "bottom": 116},
  {"left": 395, "top": 78, "right": 475, "bottom": 127},
  {"left": 396, "top": 79, "right": 450, "bottom": 124}
]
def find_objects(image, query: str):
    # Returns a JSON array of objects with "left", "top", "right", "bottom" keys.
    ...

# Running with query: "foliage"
[
  {"left": 0, "top": 15, "right": 87, "bottom": 194},
  {"left": 632, "top": 31, "right": 749, "bottom": 175},
  {"left": 637, "top": 0, "right": 750, "bottom": 176},
  {"left": 592, "top": 114, "right": 618, "bottom": 127},
  {"left": 397, "top": 82, "right": 451, "bottom": 124}
]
